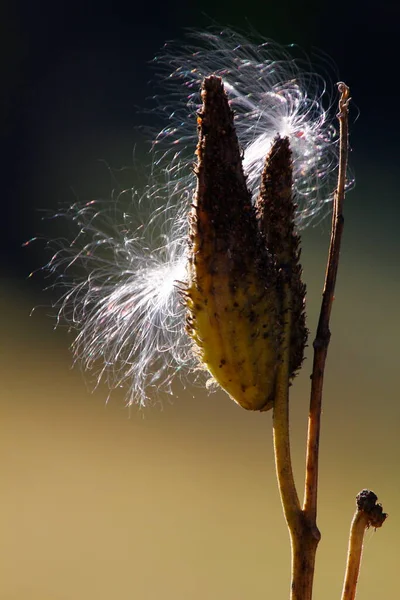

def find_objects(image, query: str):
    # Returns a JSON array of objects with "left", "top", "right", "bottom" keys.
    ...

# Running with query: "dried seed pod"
[
  {"left": 256, "top": 136, "right": 307, "bottom": 377},
  {"left": 185, "top": 76, "right": 282, "bottom": 411}
]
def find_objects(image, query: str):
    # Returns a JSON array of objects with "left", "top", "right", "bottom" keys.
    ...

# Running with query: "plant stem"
[
  {"left": 340, "top": 511, "right": 369, "bottom": 600},
  {"left": 341, "top": 490, "right": 387, "bottom": 600},
  {"left": 290, "top": 523, "right": 320, "bottom": 600},
  {"left": 273, "top": 286, "right": 318, "bottom": 599},
  {"left": 274, "top": 84, "right": 351, "bottom": 599},
  {"left": 273, "top": 286, "right": 301, "bottom": 529},
  {"left": 303, "top": 83, "right": 351, "bottom": 521}
]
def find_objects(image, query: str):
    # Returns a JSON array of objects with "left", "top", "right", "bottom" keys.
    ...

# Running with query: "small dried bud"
[{"left": 356, "top": 489, "right": 387, "bottom": 529}]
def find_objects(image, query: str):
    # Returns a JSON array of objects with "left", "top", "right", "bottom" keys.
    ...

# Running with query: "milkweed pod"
[
  {"left": 256, "top": 136, "right": 307, "bottom": 377},
  {"left": 185, "top": 76, "right": 283, "bottom": 411}
]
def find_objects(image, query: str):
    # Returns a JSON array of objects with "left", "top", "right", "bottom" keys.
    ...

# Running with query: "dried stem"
[
  {"left": 303, "top": 83, "right": 351, "bottom": 520},
  {"left": 272, "top": 83, "right": 350, "bottom": 598},
  {"left": 341, "top": 490, "right": 387, "bottom": 600},
  {"left": 341, "top": 511, "right": 369, "bottom": 600}
]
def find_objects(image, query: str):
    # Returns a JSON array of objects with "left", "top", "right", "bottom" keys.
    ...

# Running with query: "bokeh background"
[{"left": 2, "top": 1, "right": 399, "bottom": 598}]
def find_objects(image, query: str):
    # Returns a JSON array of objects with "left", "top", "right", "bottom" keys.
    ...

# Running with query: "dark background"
[
  {"left": 3, "top": 0, "right": 400, "bottom": 280},
  {"left": 2, "top": 1, "right": 399, "bottom": 278},
  {"left": 2, "top": 1, "right": 399, "bottom": 598}
]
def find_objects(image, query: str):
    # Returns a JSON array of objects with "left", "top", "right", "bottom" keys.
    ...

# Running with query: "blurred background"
[{"left": 1, "top": 0, "right": 399, "bottom": 598}]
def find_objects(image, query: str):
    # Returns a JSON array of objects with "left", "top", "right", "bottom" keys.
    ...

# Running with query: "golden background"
[{"left": 3, "top": 218, "right": 399, "bottom": 598}]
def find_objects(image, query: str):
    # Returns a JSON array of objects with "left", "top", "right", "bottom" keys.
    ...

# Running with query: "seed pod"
[
  {"left": 256, "top": 137, "right": 307, "bottom": 377},
  {"left": 185, "top": 76, "right": 282, "bottom": 411}
]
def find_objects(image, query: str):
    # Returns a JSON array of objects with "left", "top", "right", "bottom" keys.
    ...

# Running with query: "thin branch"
[
  {"left": 303, "top": 83, "right": 351, "bottom": 521},
  {"left": 341, "top": 511, "right": 369, "bottom": 600},
  {"left": 341, "top": 490, "right": 387, "bottom": 600}
]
